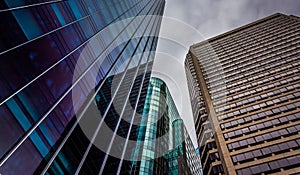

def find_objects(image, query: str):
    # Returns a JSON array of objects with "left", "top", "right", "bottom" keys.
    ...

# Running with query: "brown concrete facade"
[{"left": 185, "top": 13, "right": 300, "bottom": 175}]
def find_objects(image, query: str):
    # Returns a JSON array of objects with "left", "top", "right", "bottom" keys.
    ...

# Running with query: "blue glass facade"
[{"left": 0, "top": 0, "right": 165, "bottom": 174}]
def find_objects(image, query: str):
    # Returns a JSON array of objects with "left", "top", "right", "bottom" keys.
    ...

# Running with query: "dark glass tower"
[
  {"left": 0, "top": 0, "right": 165, "bottom": 174},
  {"left": 185, "top": 13, "right": 300, "bottom": 175}
]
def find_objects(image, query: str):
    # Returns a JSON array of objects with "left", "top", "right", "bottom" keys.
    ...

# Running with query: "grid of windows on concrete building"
[{"left": 185, "top": 13, "right": 300, "bottom": 175}]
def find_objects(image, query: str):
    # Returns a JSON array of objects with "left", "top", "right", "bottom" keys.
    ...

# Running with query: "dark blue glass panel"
[
  {"left": 0, "top": 139, "right": 42, "bottom": 174},
  {"left": 0, "top": 105, "right": 24, "bottom": 157}
]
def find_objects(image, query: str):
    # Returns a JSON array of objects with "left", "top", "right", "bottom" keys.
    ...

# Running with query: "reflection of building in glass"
[
  {"left": 167, "top": 119, "right": 203, "bottom": 175},
  {"left": 0, "top": 0, "right": 165, "bottom": 174},
  {"left": 136, "top": 77, "right": 203, "bottom": 175},
  {"left": 185, "top": 13, "right": 300, "bottom": 175}
]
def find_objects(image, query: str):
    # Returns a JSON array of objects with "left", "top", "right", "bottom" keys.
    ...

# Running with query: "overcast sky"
[{"left": 152, "top": 0, "right": 300, "bottom": 147}]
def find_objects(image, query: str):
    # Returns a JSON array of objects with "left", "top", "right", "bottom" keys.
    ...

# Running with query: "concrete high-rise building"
[
  {"left": 185, "top": 13, "right": 300, "bottom": 175},
  {"left": 0, "top": 0, "right": 165, "bottom": 174}
]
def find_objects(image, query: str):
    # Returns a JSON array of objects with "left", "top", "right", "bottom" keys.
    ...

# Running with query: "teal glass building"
[
  {"left": 131, "top": 77, "right": 203, "bottom": 175},
  {"left": 0, "top": 0, "right": 165, "bottom": 174}
]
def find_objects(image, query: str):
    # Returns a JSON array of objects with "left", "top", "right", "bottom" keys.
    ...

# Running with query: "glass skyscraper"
[
  {"left": 0, "top": 0, "right": 165, "bottom": 174},
  {"left": 167, "top": 119, "right": 203, "bottom": 175},
  {"left": 135, "top": 77, "right": 202, "bottom": 175}
]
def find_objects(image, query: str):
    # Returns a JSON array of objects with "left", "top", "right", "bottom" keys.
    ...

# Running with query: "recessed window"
[
  {"left": 244, "top": 152, "right": 254, "bottom": 159},
  {"left": 279, "top": 117, "right": 288, "bottom": 123},
  {"left": 287, "top": 115, "right": 296, "bottom": 121},
  {"left": 287, "top": 140, "right": 298, "bottom": 149},
  {"left": 228, "top": 132, "right": 235, "bottom": 138},
  {"left": 272, "top": 108, "right": 281, "bottom": 114},
  {"left": 260, "top": 163, "right": 270, "bottom": 172},
  {"left": 239, "top": 140, "right": 248, "bottom": 147},
  {"left": 250, "top": 165, "right": 261, "bottom": 174},
  {"left": 265, "top": 110, "right": 273, "bottom": 116},
  {"left": 269, "top": 161, "right": 280, "bottom": 170},
  {"left": 278, "top": 158, "right": 289, "bottom": 167},
  {"left": 242, "top": 128, "right": 250, "bottom": 134},
  {"left": 236, "top": 154, "right": 246, "bottom": 162},
  {"left": 232, "top": 142, "right": 240, "bottom": 149},
  {"left": 270, "top": 131, "right": 280, "bottom": 138},
  {"left": 264, "top": 121, "right": 273, "bottom": 128},
  {"left": 246, "top": 138, "right": 255, "bottom": 145},
  {"left": 257, "top": 123, "right": 264, "bottom": 130},
  {"left": 270, "top": 145, "right": 280, "bottom": 153},
  {"left": 271, "top": 119, "right": 280, "bottom": 125},
  {"left": 253, "top": 149, "right": 262, "bottom": 157},
  {"left": 278, "top": 129, "right": 289, "bottom": 136},
  {"left": 244, "top": 116, "right": 252, "bottom": 122},
  {"left": 250, "top": 125, "right": 258, "bottom": 132},
  {"left": 262, "top": 133, "right": 272, "bottom": 141},
  {"left": 287, "top": 126, "right": 297, "bottom": 134},
  {"left": 237, "top": 118, "right": 244, "bottom": 124},
  {"left": 261, "top": 147, "right": 272, "bottom": 155},
  {"left": 257, "top": 112, "right": 265, "bottom": 118}
]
